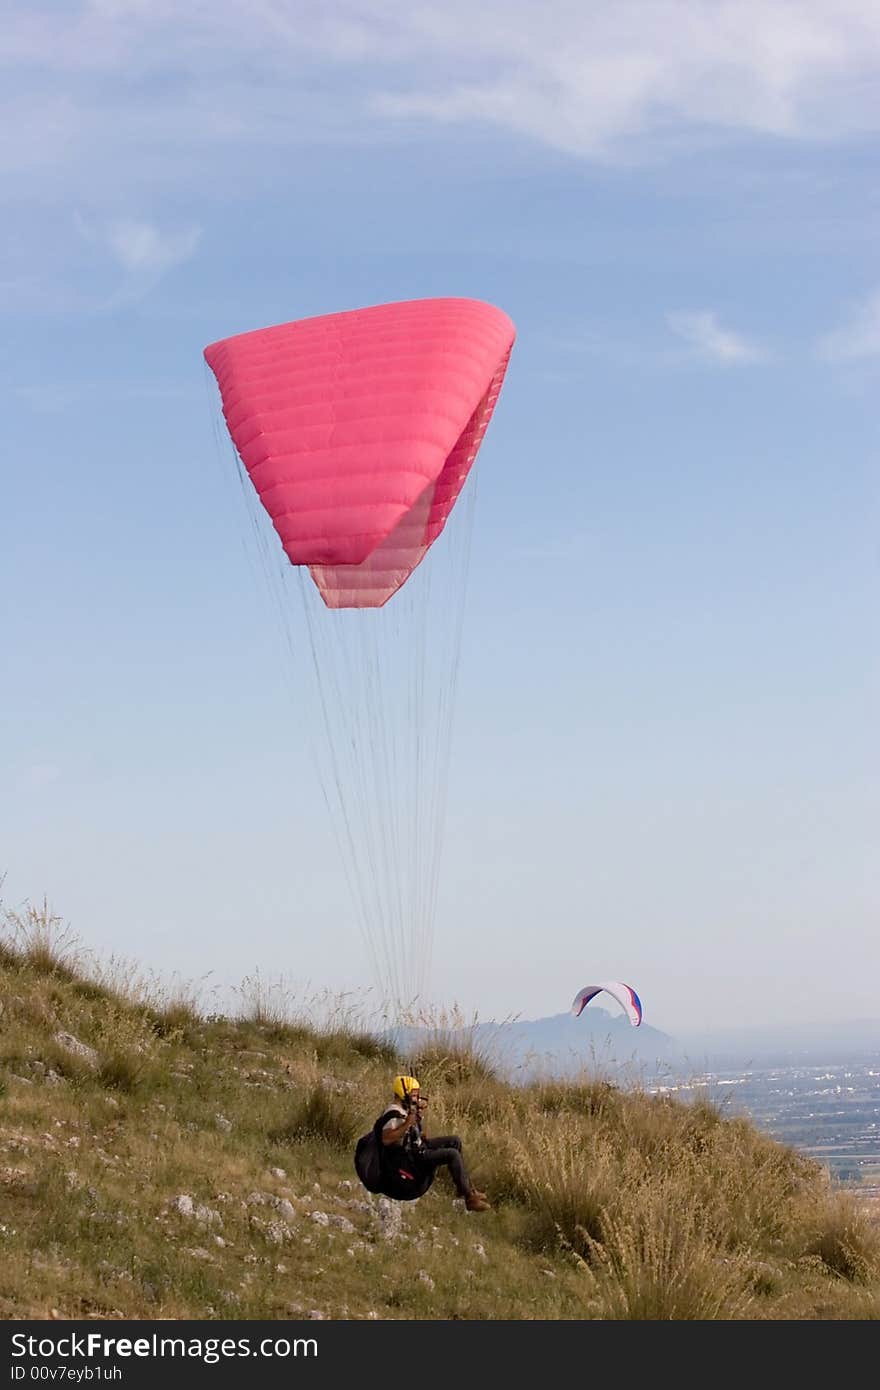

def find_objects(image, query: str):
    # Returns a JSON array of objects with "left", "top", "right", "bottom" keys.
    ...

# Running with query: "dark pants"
[{"left": 417, "top": 1135, "right": 472, "bottom": 1198}]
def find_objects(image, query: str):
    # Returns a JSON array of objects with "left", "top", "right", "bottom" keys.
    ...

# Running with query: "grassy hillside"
[{"left": 1, "top": 901, "right": 878, "bottom": 1321}]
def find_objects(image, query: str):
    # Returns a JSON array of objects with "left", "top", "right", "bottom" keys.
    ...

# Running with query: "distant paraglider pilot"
[{"left": 355, "top": 1075, "right": 490, "bottom": 1211}]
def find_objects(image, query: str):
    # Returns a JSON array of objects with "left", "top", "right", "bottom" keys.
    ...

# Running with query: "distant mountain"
[
  {"left": 397, "top": 1008, "right": 682, "bottom": 1080},
  {"left": 397, "top": 1011, "right": 880, "bottom": 1081}
]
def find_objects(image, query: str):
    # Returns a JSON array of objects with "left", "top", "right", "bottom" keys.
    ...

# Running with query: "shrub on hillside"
[{"left": 271, "top": 1083, "right": 359, "bottom": 1150}]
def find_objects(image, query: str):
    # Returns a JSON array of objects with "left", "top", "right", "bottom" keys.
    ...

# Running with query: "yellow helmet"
[{"left": 392, "top": 1074, "right": 421, "bottom": 1101}]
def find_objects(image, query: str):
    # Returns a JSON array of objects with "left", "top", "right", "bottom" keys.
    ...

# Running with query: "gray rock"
[
  {"left": 247, "top": 1192, "right": 295, "bottom": 1223},
  {"left": 265, "top": 1220, "right": 289, "bottom": 1245},
  {"left": 173, "top": 1194, "right": 220, "bottom": 1226},
  {"left": 54, "top": 1032, "right": 99, "bottom": 1068},
  {"left": 375, "top": 1198, "right": 402, "bottom": 1241}
]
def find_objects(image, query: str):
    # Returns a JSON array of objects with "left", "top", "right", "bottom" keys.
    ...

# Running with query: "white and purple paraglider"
[{"left": 571, "top": 982, "right": 643, "bottom": 1028}]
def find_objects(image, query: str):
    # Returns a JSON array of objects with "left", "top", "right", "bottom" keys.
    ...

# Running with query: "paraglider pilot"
[{"left": 373, "top": 1076, "right": 490, "bottom": 1210}]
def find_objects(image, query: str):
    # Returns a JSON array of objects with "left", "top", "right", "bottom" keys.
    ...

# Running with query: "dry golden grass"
[{"left": 0, "top": 898, "right": 878, "bottom": 1320}]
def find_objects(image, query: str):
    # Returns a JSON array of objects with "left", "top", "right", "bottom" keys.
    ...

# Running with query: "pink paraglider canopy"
[{"left": 204, "top": 297, "right": 515, "bottom": 608}]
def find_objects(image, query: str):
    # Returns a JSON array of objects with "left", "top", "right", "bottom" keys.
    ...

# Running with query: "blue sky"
[{"left": 2, "top": 1, "right": 878, "bottom": 1032}]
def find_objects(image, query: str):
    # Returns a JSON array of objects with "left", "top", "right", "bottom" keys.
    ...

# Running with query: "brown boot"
[{"left": 465, "top": 1191, "right": 491, "bottom": 1212}]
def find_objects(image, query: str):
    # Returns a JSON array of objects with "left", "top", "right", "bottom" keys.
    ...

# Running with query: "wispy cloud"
[
  {"left": 381, "top": 1, "right": 880, "bottom": 155},
  {"left": 2, "top": 2, "right": 880, "bottom": 190},
  {"left": 0, "top": 216, "right": 202, "bottom": 315},
  {"left": 666, "top": 310, "right": 768, "bottom": 365},
  {"left": 817, "top": 288, "right": 880, "bottom": 361},
  {"left": 54, "top": 214, "right": 204, "bottom": 309},
  {"left": 75, "top": 214, "right": 201, "bottom": 277},
  {"left": 102, "top": 219, "right": 201, "bottom": 276},
  {"left": 3, "top": 4, "right": 880, "bottom": 314}
]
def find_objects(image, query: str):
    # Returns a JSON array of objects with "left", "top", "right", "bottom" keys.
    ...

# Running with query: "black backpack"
[
  {"left": 354, "top": 1110, "right": 435, "bottom": 1201},
  {"left": 354, "top": 1128, "right": 386, "bottom": 1194}
]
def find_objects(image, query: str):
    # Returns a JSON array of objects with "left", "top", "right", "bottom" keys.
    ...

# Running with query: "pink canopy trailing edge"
[{"left": 204, "top": 297, "right": 515, "bottom": 608}]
